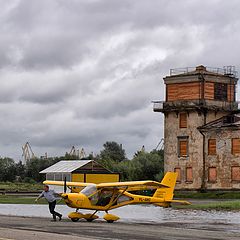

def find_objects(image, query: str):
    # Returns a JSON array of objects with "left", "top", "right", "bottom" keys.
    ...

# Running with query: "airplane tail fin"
[
  {"left": 153, "top": 172, "right": 177, "bottom": 201},
  {"left": 153, "top": 172, "right": 190, "bottom": 207}
]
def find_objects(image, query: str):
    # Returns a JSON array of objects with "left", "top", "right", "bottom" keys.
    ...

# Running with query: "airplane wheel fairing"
[
  {"left": 107, "top": 220, "right": 114, "bottom": 223},
  {"left": 68, "top": 212, "right": 84, "bottom": 220},
  {"left": 71, "top": 218, "right": 80, "bottom": 222},
  {"left": 83, "top": 213, "right": 99, "bottom": 222},
  {"left": 103, "top": 213, "right": 120, "bottom": 223}
]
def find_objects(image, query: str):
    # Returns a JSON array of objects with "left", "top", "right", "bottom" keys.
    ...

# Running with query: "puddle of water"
[{"left": 0, "top": 204, "right": 240, "bottom": 225}]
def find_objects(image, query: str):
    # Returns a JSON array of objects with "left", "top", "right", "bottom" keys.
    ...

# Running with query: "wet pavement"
[
  {"left": 0, "top": 203, "right": 240, "bottom": 225},
  {"left": 0, "top": 204, "right": 240, "bottom": 239}
]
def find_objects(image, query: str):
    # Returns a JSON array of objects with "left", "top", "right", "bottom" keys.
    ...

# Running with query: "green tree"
[
  {"left": 0, "top": 157, "right": 17, "bottom": 181},
  {"left": 25, "top": 157, "right": 58, "bottom": 182},
  {"left": 15, "top": 161, "right": 26, "bottom": 181},
  {"left": 99, "top": 141, "right": 127, "bottom": 164},
  {"left": 131, "top": 151, "right": 164, "bottom": 181}
]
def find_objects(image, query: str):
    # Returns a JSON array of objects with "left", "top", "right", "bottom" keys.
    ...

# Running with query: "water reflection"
[{"left": 0, "top": 204, "right": 239, "bottom": 225}]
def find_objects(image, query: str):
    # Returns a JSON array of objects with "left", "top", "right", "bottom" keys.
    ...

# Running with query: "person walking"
[{"left": 35, "top": 185, "right": 62, "bottom": 221}]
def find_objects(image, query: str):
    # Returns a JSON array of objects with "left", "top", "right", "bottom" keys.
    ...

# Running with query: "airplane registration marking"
[{"left": 139, "top": 197, "right": 151, "bottom": 202}]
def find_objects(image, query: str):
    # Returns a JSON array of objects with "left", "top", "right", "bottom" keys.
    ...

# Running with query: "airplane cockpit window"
[
  {"left": 80, "top": 184, "right": 97, "bottom": 197},
  {"left": 89, "top": 189, "right": 114, "bottom": 206}
]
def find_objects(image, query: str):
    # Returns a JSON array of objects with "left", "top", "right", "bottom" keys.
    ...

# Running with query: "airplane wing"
[
  {"left": 97, "top": 181, "right": 170, "bottom": 189},
  {"left": 43, "top": 180, "right": 169, "bottom": 189},
  {"left": 43, "top": 180, "right": 93, "bottom": 187}
]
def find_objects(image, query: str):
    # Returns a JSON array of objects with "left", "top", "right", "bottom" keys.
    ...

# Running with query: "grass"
[
  {"left": 174, "top": 191, "right": 240, "bottom": 199},
  {"left": 0, "top": 182, "right": 43, "bottom": 192},
  {"left": 174, "top": 200, "right": 240, "bottom": 210},
  {"left": 0, "top": 195, "right": 44, "bottom": 204},
  {"left": 0, "top": 195, "right": 65, "bottom": 205}
]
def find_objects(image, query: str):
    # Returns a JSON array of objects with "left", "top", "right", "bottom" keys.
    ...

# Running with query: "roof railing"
[{"left": 170, "top": 66, "right": 238, "bottom": 77}]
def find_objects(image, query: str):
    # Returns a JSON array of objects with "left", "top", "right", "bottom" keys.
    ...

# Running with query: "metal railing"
[
  {"left": 152, "top": 101, "right": 164, "bottom": 111},
  {"left": 170, "top": 66, "right": 238, "bottom": 77}
]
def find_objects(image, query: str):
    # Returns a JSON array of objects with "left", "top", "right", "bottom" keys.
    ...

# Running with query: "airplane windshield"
[{"left": 80, "top": 184, "right": 97, "bottom": 197}]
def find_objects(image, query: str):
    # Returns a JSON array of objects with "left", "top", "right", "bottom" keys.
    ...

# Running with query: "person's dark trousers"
[{"left": 48, "top": 200, "right": 61, "bottom": 220}]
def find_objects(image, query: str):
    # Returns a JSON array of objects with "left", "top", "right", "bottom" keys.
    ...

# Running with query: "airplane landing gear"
[
  {"left": 83, "top": 212, "right": 99, "bottom": 222},
  {"left": 68, "top": 211, "right": 84, "bottom": 222},
  {"left": 71, "top": 218, "right": 80, "bottom": 222},
  {"left": 103, "top": 213, "right": 120, "bottom": 223}
]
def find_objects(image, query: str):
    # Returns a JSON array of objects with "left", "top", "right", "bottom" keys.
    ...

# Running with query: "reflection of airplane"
[{"left": 44, "top": 172, "right": 190, "bottom": 223}]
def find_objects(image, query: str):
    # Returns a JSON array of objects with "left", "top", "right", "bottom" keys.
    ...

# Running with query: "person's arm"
[
  {"left": 35, "top": 192, "right": 44, "bottom": 203},
  {"left": 52, "top": 189, "right": 61, "bottom": 197}
]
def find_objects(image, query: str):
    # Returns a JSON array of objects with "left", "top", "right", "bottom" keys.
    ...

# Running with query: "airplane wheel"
[
  {"left": 71, "top": 218, "right": 80, "bottom": 222},
  {"left": 86, "top": 219, "right": 94, "bottom": 222},
  {"left": 107, "top": 220, "right": 114, "bottom": 223}
]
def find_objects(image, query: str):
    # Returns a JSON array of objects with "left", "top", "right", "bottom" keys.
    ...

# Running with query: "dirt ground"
[{"left": 0, "top": 215, "right": 240, "bottom": 240}]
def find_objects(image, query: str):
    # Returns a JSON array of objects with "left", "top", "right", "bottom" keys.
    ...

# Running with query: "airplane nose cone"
[{"left": 61, "top": 193, "right": 68, "bottom": 199}]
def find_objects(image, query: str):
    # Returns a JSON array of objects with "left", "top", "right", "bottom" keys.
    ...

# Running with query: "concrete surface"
[{"left": 0, "top": 215, "right": 240, "bottom": 240}]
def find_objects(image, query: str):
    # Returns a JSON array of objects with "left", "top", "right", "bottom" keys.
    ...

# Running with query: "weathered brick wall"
[
  {"left": 205, "top": 130, "right": 240, "bottom": 189},
  {"left": 164, "top": 110, "right": 228, "bottom": 190}
]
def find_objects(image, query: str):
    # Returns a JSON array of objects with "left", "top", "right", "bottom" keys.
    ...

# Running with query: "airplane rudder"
[{"left": 161, "top": 172, "right": 177, "bottom": 188}]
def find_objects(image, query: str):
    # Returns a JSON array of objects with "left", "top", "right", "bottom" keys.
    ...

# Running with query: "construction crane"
[
  {"left": 69, "top": 146, "right": 87, "bottom": 159},
  {"left": 78, "top": 147, "right": 86, "bottom": 159},
  {"left": 69, "top": 146, "right": 77, "bottom": 156},
  {"left": 155, "top": 138, "right": 164, "bottom": 151},
  {"left": 134, "top": 145, "right": 145, "bottom": 157},
  {"left": 22, "top": 142, "right": 36, "bottom": 164}
]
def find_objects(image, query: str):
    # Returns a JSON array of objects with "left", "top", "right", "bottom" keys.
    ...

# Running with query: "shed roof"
[
  {"left": 198, "top": 113, "right": 240, "bottom": 132},
  {"left": 40, "top": 160, "right": 93, "bottom": 173}
]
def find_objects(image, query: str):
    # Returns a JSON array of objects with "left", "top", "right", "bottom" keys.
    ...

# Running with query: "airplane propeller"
[{"left": 64, "top": 176, "right": 67, "bottom": 193}]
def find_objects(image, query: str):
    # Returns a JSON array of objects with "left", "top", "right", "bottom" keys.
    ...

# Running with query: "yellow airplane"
[{"left": 44, "top": 172, "right": 190, "bottom": 223}]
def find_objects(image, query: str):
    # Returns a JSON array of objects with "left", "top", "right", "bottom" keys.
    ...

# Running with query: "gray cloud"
[{"left": 0, "top": 0, "right": 239, "bottom": 159}]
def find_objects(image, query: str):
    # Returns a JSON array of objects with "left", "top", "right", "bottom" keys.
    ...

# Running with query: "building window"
[
  {"left": 178, "top": 136, "right": 189, "bottom": 157},
  {"left": 232, "top": 138, "right": 240, "bottom": 155},
  {"left": 54, "top": 173, "right": 62, "bottom": 181},
  {"left": 46, "top": 173, "right": 54, "bottom": 180},
  {"left": 186, "top": 167, "right": 193, "bottom": 182},
  {"left": 179, "top": 113, "right": 187, "bottom": 128},
  {"left": 208, "top": 167, "right": 217, "bottom": 183},
  {"left": 214, "top": 83, "right": 227, "bottom": 101},
  {"left": 231, "top": 166, "right": 240, "bottom": 181},
  {"left": 208, "top": 139, "right": 216, "bottom": 155},
  {"left": 174, "top": 168, "right": 181, "bottom": 182}
]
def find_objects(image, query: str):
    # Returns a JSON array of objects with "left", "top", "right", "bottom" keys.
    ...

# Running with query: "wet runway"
[
  {"left": 0, "top": 203, "right": 240, "bottom": 225},
  {"left": 0, "top": 204, "right": 240, "bottom": 239}
]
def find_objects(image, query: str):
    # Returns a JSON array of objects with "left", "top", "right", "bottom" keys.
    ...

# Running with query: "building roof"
[
  {"left": 40, "top": 160, "right": 93, "bottom": 173},
  {"left": 198, "top": 113, "right": 240, "bottom": 132}
]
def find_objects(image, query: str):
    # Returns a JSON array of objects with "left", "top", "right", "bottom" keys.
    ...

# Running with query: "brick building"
[{"left": 153, "top": 65, "right": 240, "bottom": 190}]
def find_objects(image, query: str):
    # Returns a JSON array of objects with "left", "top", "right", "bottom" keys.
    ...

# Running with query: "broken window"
[
  {"left": 186, "top": 167, "right": 193, "bottom": 182},
  {"left": 208, "top": 139, "right": 216, "bottom": 155},
  {"left": 232, "top": 138, "right": 240, "bottom": 155},
  {"left": 214, "top": 83, "right": 227, "bottom": 101},
  {"left": 208, "top": 167, "right": 217, "bottom": 182},
  {"left": 231, "top": 166, "right": 240, "bottom": 181},
  {"left": 178, "top": 136, "right": 189, "bottom": 157},
  {"left": 179, "top": 113, "right": 187, "bottom": 128}
]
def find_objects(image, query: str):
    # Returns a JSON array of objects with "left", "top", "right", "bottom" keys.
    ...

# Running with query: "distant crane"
[
  {"left": 22, "top": 142, "right": 36, "bottom": 164},
  {"left": 69, "top": 146, "right": 77, "bottom": 156},
  {"left": 134, "top": 145, "right": 145, "bottom": 157},
  {"left": 78, "top": 147, "right": 86, "bottom": 159},
  {"left": 69, "top": 146, "right": 87, "bottom": 159},
  {"left": 155, "top": 138, "right": 164, "bottom": 151}
]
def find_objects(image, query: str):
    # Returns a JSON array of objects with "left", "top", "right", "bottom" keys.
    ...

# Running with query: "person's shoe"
[
  {"left": 59, "top": 214, "right": 62, "bottom": 221},
  {"left": 51, "top": 219, "right": 56, "bottom": 222}
]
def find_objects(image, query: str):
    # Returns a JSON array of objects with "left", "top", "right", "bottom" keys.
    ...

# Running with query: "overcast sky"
[{"left": 0, "top": 0, "right": 240, "bottom": 160}]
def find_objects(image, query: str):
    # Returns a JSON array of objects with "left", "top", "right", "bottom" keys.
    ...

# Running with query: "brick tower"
[{"left": 153, "top": 65, "right": 238, "bottom": 190}]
